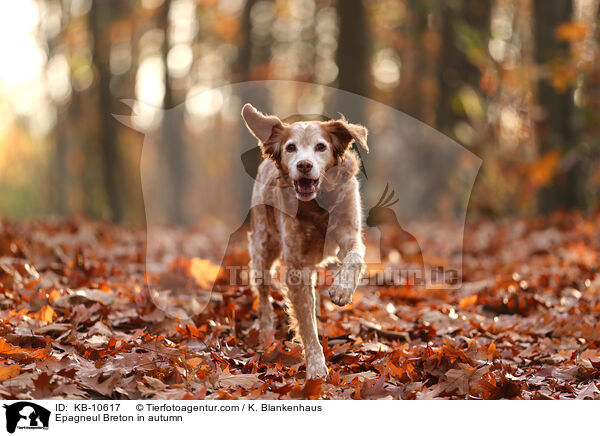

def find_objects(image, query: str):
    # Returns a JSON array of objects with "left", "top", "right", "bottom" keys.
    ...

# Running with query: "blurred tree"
[
  {"left": 395, "top": 1, "right": 436, "bottom": 123},
  {"left": 45, "top": 0, "right": 67, "bottom": 215},
  {"left": 395, "top": 1, "right": 422, "bottom": 117},
  {"left": 337, "top": 0, "right": 369, "bottom": 98},
  {"left": 2, "top": 0, "right": 599, "bottom": 221},
  {"left": 534, "top": 0, "right": 583, "bottom": 211},
  {"left": 90, "top": 0, "right": 124, "bottom": 221},
  {"left": 161, "top": 0, "right": 186, "bottom": 224},
  {"left": 234, "top": 0, "right": 257, "bottom": 207},
  {"left": 234, "top": 0, "right": 256, "bottom": 83},
  {"left": 437, "top": 0, "right": 491, "bottom": 134}
]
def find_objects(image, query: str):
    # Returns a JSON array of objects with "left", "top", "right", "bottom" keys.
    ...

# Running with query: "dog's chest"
[{"left": 294, "top": 200, "right": 329, "bottom": 257}]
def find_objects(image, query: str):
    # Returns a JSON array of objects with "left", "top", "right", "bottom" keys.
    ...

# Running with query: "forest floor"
[{"left": 1, "top": 211, "right": 600, "bottom": 399}]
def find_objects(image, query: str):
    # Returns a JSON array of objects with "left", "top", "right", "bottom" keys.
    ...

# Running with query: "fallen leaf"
[{"left": 0, "top": 365, "right": 20, "bottom": 381}]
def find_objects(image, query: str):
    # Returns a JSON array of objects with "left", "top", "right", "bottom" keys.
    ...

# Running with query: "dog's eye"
[
  {"left": 286, "top": 143, "right": 297, "bottom": 152},
  {"left": 315, "top": 143, "right": 326, "bottom": 152}
]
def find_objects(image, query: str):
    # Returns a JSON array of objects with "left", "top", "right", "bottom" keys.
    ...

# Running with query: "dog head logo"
[
  {"left": 115, "top": 80, "right": 481, "bottom": 318},
  {"left": 3, "top": 402, "right": 50, "bottom": 433}
]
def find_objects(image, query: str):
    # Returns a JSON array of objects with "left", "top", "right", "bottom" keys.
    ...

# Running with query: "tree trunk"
[
  {"left": 90, "top": 0, "right": 123, "bottom": 221},
  {"left": 396, "top": 4, "right": 422, "bottom": 117},
  {"left": 160, "top": 0, "right": 187, "bottom": 224},
  {"left": 437, "top": 0, "right": 491, "bottom": 133},
  {"left": 234, "top": 0, "right": 255, "bottom": 83},
  {"left": 46, "top": 0, "right": 66, "bottom": 215},
  {"left": 336, "top": 0, "right": 369, "bottom": 98},
  {"left": 234, "top": 0, "right": 257, "bottom": 208},
  {"left": 534, "top": 0, "right": 581, "bottom": 210}
]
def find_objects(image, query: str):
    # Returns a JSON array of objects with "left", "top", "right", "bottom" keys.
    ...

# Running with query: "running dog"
[{"left": 242, "top": 103, "right": 368, "bottom": 379}]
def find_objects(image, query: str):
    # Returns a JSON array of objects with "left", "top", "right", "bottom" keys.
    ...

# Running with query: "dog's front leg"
[
  {"left": 285, "top": 266, "right": 328, "bottom": 379},
  {"left": 328, "top": 235, "right": 365, "bottom": 306},
  {"left": 323, "top": 182, "right": 366, "bottom": 306}
]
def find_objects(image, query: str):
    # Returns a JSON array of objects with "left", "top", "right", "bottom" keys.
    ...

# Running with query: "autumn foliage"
[{"left": 1, "top": 212, "right": 600, "bottom": 399}]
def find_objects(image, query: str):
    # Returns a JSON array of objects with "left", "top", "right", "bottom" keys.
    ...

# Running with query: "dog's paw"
[
  {"left": 306, "top": 357, "right": 329, "bottom": 380},
  {"left": 328, "top": 280, "right": 355, "bottom": 306},
  {"left": 328, "top": 255, "right": 364, "bottom": 306}
]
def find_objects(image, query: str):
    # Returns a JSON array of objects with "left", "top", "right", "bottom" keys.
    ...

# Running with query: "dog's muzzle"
[{"left": 293, "top": 177, "right": 320, "bottom": 200}]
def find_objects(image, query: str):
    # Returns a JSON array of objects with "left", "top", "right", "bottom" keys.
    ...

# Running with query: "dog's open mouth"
[{"left": 293, "top": 178, "right": 320, "bottom": 198}]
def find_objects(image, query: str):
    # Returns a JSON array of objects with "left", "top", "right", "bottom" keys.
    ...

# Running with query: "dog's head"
[{"left": 241, "top": 103, "right": 369, "bottom": 201}]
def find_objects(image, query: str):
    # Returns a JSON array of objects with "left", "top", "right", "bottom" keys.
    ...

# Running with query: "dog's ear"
[
  {"left": 324, "top": 119, "right": 369, "bottom": 159},
  {"left": 241, "top": 104, "right": 284, "bottom": 159}
]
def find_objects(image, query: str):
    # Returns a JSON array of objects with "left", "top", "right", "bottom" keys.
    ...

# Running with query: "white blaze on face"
[{"left": 281, "top": 122, "right": 335, "bottom": 201}]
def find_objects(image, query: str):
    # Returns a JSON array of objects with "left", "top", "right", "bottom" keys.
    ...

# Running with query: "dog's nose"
[{"left": 296, "top": 160, "right": 313, "bottom": 173}]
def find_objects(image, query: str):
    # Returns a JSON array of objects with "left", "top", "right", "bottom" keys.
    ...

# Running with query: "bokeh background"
[{"left": 0, "top": 0, "right": 599, "bottom": 223}]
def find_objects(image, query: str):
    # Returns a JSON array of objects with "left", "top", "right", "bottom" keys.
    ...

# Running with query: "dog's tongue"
[{"left": 298, "top": 178, "right": 315, "bottom": 193}]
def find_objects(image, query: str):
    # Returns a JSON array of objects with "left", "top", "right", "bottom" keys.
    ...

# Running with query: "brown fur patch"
[
  {"left": 262, "top": 124, "right": 290, "bottom": 165},
  {"left": 322, "top": 120, "right": 369, "bottom": 159}
]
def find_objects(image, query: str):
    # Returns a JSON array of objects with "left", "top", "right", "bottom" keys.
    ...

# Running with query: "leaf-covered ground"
[{"left": 1, "top": 211, "right": 600, "bottom": 399}]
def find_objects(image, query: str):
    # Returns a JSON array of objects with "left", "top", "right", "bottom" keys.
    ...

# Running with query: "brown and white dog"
[{"left": 242, "top": 103, "right": 368, "bottom": 379}]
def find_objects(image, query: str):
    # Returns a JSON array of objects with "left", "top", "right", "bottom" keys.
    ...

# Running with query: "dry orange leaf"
[
  {"left": 186, "top": 357, "right": 203, "bottom": 367},
  {"left": 0, "top": 338, "right": 48, "bottom": 360},
  {"left": 385, "top": 359, "right": 404, "bottom": 379},
  {"left": 48, "top": 289, "right": 62, "bottom": 302},
  {"left": 555, "top": 21, "right": 588, "bottom": 42},
  {"left": 488, "top": 342, "right": 497, "bottom": 358},
  {"left": 38, "top": 304, "right": 56, "bottom": 323},
  {"left": 459, "top": 295, "right": 478, "bottom": 309},
  {"left": 0, "top": 338, "right": 14, "bottom": 354},
  {"left": 189, "top": 257, "right": 222, "bottom": 289},
  {"left": 0, "top": 364, "right": 20, "bottom": 381}
]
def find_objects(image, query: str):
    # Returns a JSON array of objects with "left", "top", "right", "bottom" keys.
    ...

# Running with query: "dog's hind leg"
[{"left": 249, "top": 205, "right": 280, "bottom": 335}]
